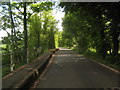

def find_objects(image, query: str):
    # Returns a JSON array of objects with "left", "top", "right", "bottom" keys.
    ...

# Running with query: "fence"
[
  {"left": 2, "top": 47, "right": 43, "bottom": 77},
  {"left": 2, "top": 51, "right": 24, "bottom": 77}
]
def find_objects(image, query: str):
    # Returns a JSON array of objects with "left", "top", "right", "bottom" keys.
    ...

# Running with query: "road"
[{"left": 32, "top": 48, "right": 119, "bottom": 88}]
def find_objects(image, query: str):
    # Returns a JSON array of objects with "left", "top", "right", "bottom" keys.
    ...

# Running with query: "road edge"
[{"left": 87, "top": 57, "right": 119, "bottom": 74}]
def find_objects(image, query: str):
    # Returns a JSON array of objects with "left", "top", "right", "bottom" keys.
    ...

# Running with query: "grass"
[
  {"left": 84, "top": 48, "right": 119, "bottom": 71},
  {"left": 83, "top": 54, "right": 119, "bottom": 71},
  {"left": 73, "top": 48, "right": 119, "bottom": 71}
]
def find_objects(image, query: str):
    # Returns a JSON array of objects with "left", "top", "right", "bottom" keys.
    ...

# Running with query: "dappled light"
[
  {"left": 1, "top": 1, "right": 119, "bottom": 89},
  {"left": 58, "top": 47, "right": 71, "bottom": 50}
]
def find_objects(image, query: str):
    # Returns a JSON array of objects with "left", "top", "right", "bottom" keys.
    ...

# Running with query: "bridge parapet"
[{"left": 2, "top": 48, "right": 59, "bottom": 89}]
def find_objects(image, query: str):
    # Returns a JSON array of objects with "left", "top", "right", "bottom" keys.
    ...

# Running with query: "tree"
[
  {"left": 1, "top": 1, "right": 56, "bottom": 76},
  {"left": 11, "top": 1, "right": 53, "bottom": 63},
  {"left": 28, "top": 10, "right": 58, "bottom": 60},
  {"left": 59, "top": 2, "right": 120, "bottom": 63},
  {"left": 8, "top": 1, "right": 15, "bottom": 71}
]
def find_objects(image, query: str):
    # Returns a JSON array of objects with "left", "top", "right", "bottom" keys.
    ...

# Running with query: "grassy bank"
[
  {"left": 83, "top": 54, "right": 119, "bottom": 71},
  {"left": 73, "top": 48, "right": 119, "bottom": 71}
]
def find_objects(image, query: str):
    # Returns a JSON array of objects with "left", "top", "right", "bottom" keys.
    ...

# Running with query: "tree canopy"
[
  {"left": 1, "top": 1, "right": 58, "bottom": 76},
  {"left": 1, "top": 2, "right": 120, "bottom": 77},
  {"left": 59, "top": 2, "right": 120, "bottom": 64}
]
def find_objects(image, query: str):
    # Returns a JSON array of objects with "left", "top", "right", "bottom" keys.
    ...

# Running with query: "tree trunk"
[
  {"left": 8, "top": 1, "right": 15, "bottom": 71},
  {"left": 23, "top": 2, "right": 28, "bottom": 63},
  {"left": 99, "top": 29, "right": 107, "bottom": 58},
  {"left": 112, "top": 28, "right": 119, "bottom": 55},
  {"left": 112, "top": 13, "right": 119, "bottom": 56}
]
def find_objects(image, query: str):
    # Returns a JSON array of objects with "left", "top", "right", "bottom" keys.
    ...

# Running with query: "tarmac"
[{"left": 32, "top": 48, "right": 119, "bottom": 88}]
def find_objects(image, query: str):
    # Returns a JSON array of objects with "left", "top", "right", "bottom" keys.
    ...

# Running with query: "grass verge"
[
  {"left": 83, "top": 54, "right": 119, "bottom": 71},
  {"left": 73, "top": 48, "right": 119, "bottom": 71}
]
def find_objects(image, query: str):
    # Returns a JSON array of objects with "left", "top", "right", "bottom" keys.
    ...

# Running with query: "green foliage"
[
  {"left": 59, "top": 2, "right": 120, "bottom": 65},
  {"left": 30, "top": 2, "right": 53, "bottom": 12},
  {"left": 0, "top": 44, "right": 6, "bottom": 49},
  {"left": 57, "top": 31, "right": 63, "bottom": 47},
  {"left": 2, "top": 54, "right": 10, "bottom": 66},
  {"left": 28, "top": 10, "right": 58, "bottom": 60},
  {"left": 1, "top": 1, "right": 58, "bottom": 77},
  {"left": 2, "top": 66, "right": 10, "bottom": 77}
]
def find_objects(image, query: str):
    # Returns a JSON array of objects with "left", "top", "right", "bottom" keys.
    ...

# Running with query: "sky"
[
  {"left": 52, "top": 6, "right": 65, "bottom": 31},
  {"left": 0, "top": 2, "right": 65, "bottom": 40}
]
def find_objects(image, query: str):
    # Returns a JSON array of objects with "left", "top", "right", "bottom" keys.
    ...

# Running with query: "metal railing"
[
  {"left": 2, "top": 48, "right": 43, "bottom": 77},
  {"left": 2, "top": 50, "right": 25, "bottom": 77}
]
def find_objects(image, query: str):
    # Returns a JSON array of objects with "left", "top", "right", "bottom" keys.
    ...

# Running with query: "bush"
[
  {"left": 2, "top": 54, "right": 10, "bottom": 66},
  {"left": 105, "top": 55, "right": 114, "bottom": 63},
  {"left": 2, "top": 66, "right": 11, "bottom": 77},
  {"left": 105, "top": 55, "right": 120, "bottom": 64}
]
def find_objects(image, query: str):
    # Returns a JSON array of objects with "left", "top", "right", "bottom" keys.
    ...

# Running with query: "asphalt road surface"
[{"left": 33, "top": 48, "right": 119, "bottom": 88}]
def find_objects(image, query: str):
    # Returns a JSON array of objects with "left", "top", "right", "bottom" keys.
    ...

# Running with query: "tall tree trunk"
[
  {"left": 99, "top": 29, "right": 107, "bottom": 58},
  {"left": 112, "top": 27, "right": 119, "bottom": 56},
  {"left": 23, "top": 2, "right": 28, "bottom": 63},
  {"left": 8, "top": 1, "right": 15, "bottom": 71},
  {"left": 97, "top": 15, "right": 107, "bottom": 58},
  {"left": 112, "top": 9, "right": 119, "bottom": 56}
]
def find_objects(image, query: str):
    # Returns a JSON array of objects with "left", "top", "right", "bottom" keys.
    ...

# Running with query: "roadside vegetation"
[
  {"left": 1, "top": 2, "right": 119, "bottom": 77},
  {"left": 1, "top": 1, "right": 58, "bottom": 77},
  {"left": 59, "top": 2, "right": 120, "bottom": 70}
]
